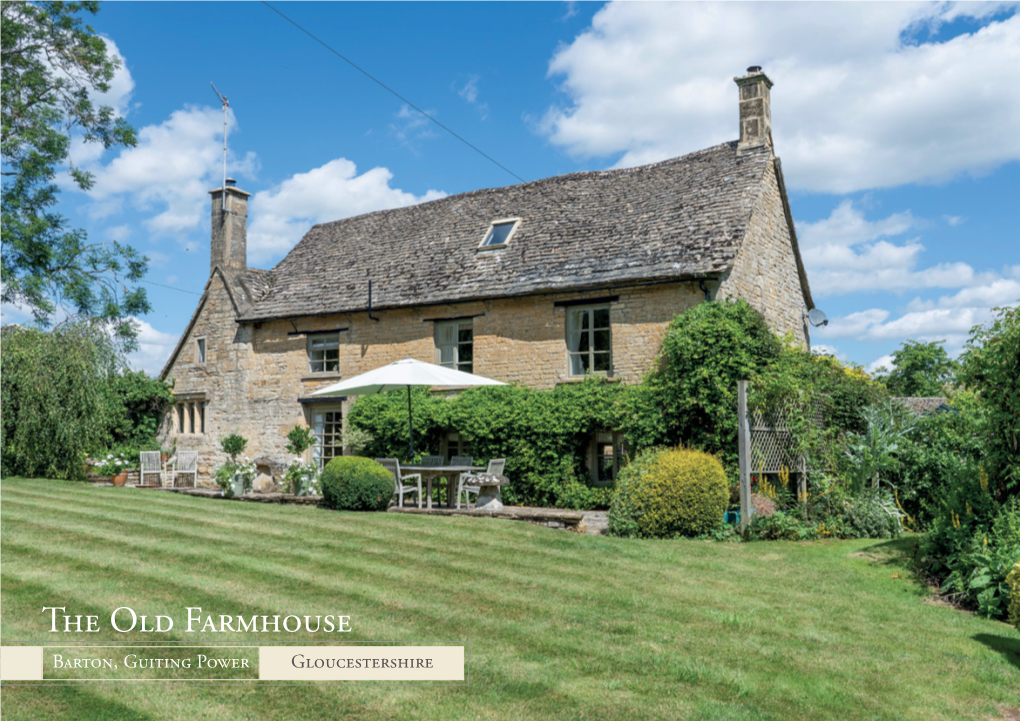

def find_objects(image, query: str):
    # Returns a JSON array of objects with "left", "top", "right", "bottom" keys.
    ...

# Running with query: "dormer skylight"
[{"left": 480, "top": 218, "right": 520, "bottom": 248}]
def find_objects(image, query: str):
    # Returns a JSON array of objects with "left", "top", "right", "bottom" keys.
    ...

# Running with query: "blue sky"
[{"left": 3, "top": 1, "right": 1017, "bottom": 375}]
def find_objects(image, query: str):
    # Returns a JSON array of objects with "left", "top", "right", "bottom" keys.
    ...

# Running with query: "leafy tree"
[
  {"left": 106, "top": 370, "right": 174, "bottom": 447},
  {"left": 959, "top": 304, "right": 1020, "bottom": 498},
  {"left": 1, "top": 321, "right": 119, "bottom": 480},
  {"left": 880, "top": 340, "right": 958, "bottom": 397},
  {"left": 1, "top": 1, "right": 147, "bottom": 343}
]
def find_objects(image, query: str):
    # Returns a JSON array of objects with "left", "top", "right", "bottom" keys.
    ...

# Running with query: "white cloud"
[
  {"left": 84, "top": 105, "right": 257, "bottom": 236},
  {"left": 94, "top": 37, "right": 135, "bottom": 118},
  {"left": 811, "top": 343, "right": 839, "bottom": 356},
  {"left": 247, "top": 158, "right": 445, "bottom": 264},
  {"left": 542, "top": 2, "right": 1020, "bottom": 193},
  {"left": 125, "top": 318, "right": 179, "bottom": 377},
  {"left": 106, "top": 225, "right": 132, "bottom": 242},
  {"left": 456, "top": 75, "right": 489, "bottom": 119},
  {"left": 821, "top": 308, "right": 890, "bottom": 339},
  {"left": 815, "top": 302, "right": 1015, "bottom": 350},
  {"left": 868, "top": 354, "right": 895, "bottom": 375},
  {"left": 458, "top": 75, "right": 480, "bottom": 104},
  {"left": 390, "top": 105, "right": 437, "bottom": 145},
  {"left": 799, "top": 200, "right": 914, "bottom": 248},
  {"left": 798, "top": 200, "right": 992, "bottom": 297}
]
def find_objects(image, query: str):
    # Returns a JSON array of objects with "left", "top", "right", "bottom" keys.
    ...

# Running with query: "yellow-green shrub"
[
  {"left": 608, "top": 447, "right": 728, "bottom": 538},
  {"left": 1008, "top": 563, "right": 1020, "bottom": 633}
]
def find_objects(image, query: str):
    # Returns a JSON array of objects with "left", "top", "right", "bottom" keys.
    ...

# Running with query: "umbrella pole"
[{"left": 406, "top": 385, "right": 415, "bottom": 460}]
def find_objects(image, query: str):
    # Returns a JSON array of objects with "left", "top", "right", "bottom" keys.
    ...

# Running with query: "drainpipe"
[{"left": 368, "top": 280, "right": 380, "bottom": 322}]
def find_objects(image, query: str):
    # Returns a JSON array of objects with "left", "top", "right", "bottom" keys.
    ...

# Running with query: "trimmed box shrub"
[
  {"left": 321, "top": 457, "right": 394, "bottom": 511},
  {"left": 608, "top": 447, "right": 728, "bottom": 538}
]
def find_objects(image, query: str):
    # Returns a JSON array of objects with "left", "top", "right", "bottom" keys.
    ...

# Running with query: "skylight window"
[{"left": 480, "top": 219, "right": 520, "bottom": 248}]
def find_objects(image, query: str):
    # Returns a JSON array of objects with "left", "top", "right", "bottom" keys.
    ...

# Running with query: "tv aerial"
[
  {"left": 805, "top": 308, "right": 828, "bottom": 327},
  {"left": 210, "top": 82, "right": 229, "bottom": 210}
]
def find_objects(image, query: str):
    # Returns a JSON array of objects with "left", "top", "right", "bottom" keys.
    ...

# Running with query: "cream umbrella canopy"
[{"left": 309, "top": 358, "right": 506, "bottom": 459}]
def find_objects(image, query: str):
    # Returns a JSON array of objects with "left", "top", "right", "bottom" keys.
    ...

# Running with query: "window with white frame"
[
  {"left": 567, "top": 305, "right": 611, "bottom": 376},
  {"left": 308, "top": 333, "right": 340, "bottom": 373},
  {"left": 311, "top": 406, "right": 344, "bottom": 468},
  {"left": 479, "top": 219, "right": 519, "bottom": 248},
  {"left": 196, "top": 337, "right": 206, "bottom": 364},
  {"left": 435, "top": 320, "right": 473, "bottom": 374}
]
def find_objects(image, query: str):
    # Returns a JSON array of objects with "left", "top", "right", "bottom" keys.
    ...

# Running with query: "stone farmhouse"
[{"left": 159, "top": 67, "right": 815, "bottom": 485}]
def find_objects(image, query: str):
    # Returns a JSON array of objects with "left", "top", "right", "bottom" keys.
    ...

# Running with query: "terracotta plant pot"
[
  {"left": 161, "top": 453, "right": 169, "bottom": 464},
  {"left": 112, "top": 471, "right": 129, "bottom": 487}
]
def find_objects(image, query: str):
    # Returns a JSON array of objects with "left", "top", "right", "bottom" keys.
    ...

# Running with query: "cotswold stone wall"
[
  {"left": 160, "top": 282, "right": 704, "bottom": 484},
  {"left": 718, "top": 159, "right": 809, "bottom": 347}
]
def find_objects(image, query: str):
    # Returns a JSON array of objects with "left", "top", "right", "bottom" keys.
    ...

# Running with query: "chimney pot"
[
  {"left": 226, "top": 177, "right": 237, "bottom": 187},
  {"left": 747, "top": 65, "right": 762, "bottom": 73}
]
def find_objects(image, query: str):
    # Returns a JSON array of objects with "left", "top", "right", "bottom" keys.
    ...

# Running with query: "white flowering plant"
[
  {"left": 213, "top": 433, "right": 255, "bottom": 496},
  {"left": 283, "top": 458, "right": 320, "bottom": 496},
  {"left": 283, "top": 425, "right": 321, "bottom": 496},
  {"left": 96, "top": 453, "right": 131, "bottom": 476},
  {"left": 213, "top": 456, "right": 257, "bottom": 496}
]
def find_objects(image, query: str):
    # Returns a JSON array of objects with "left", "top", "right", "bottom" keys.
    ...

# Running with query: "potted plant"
[
  {"left": 96, "top": 453, "right": 131, "bottom": 486},
  {"left": 213, "top": 434, "right": 256, "bottom": 497},
  {"left": 282, "top": 426, "right": 319, "bottom": 496}
]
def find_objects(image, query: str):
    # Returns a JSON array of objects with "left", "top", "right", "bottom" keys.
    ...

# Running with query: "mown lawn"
[{"left": 1, "top": 477, "right": 1018, "bottom": 720}]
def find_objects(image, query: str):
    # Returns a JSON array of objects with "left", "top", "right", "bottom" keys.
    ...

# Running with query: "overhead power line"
[
  {"left": 260, "top": 1, "right": 526, "bottom": 184},
  {"left": 139, "top": 279, "right": 202, "bottom": 295}
]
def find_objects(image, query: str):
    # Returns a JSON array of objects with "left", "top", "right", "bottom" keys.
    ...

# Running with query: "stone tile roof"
[
  {"left": 239, "top": 141, "right": 774, "bottom": 322},
  {"left": 892, "top": 397, "right": 951, "bottom": 415}
]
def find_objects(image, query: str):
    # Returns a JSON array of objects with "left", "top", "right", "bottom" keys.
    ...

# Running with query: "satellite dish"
[{"left": 807, "top": 309, "right": 828, "bottom": 327}]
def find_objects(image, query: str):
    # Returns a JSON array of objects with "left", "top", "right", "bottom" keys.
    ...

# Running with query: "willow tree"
[{"left": 1, "top": 321, "right": 119, "bottom": 479}]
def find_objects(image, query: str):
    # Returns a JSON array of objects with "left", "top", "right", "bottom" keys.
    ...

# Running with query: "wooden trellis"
[
  {"left": 738, "top": 383, "right": 823, "bottom": 529},
  {"left": 749, "top": 404, "right": 807, "bottom": 474}
]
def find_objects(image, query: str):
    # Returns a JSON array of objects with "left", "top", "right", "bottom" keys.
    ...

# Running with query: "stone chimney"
[
  {"left": 734, "top": 66, "right": 773, "bottom": 151},
  {"left": 209, "top": 178, "right": 251, "bottom": 273}
]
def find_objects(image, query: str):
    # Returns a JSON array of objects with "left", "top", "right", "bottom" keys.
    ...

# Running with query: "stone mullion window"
[
  {"left": 567, "top": 305, "right": 612, "bottom": 376},
  {"left": 308, "top": 334, "right": 340, "bottom": 374},
  {"left": 435, "top": 320, "right": 473, "bottom": 374}
]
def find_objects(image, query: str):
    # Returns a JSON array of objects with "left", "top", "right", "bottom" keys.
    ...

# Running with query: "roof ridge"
[{"left": 286, "top": 140, "right": 746, "bottom": 250}]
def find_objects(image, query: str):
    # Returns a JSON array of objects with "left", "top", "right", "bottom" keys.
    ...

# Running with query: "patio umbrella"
[{"left": 309, "top": 358, "right": 506, "bottom": 459}]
